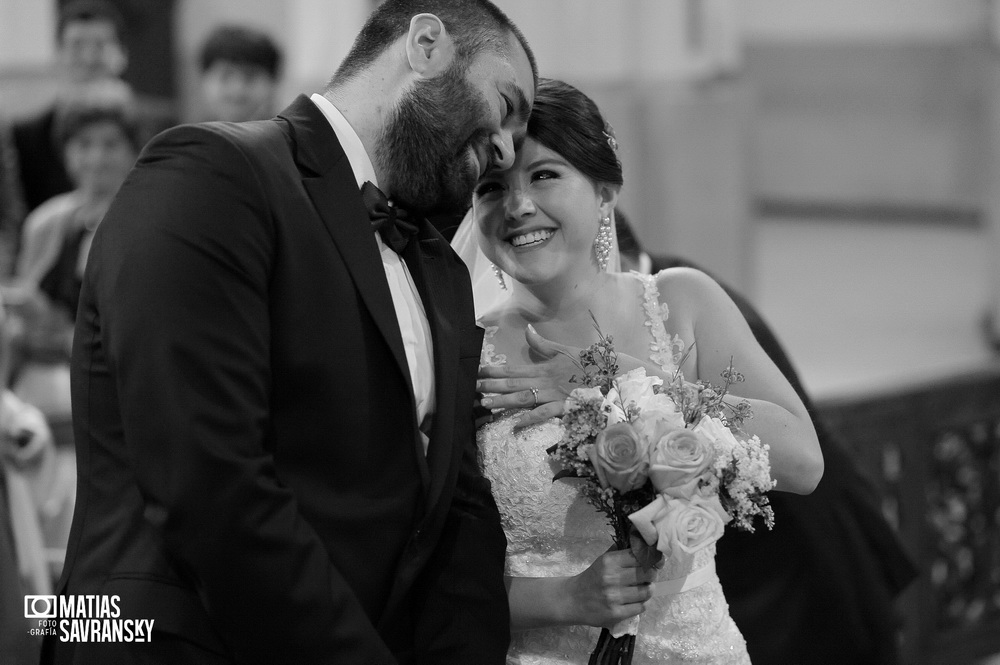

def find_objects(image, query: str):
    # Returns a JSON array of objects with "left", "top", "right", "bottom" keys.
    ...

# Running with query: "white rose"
[
  {"left": 588, "top": 422, "right": 649, "bottom": 492},
  {"left": 646, "top": 425, "right": 715, "bottom": 498},
  {"left": 604, "top": 368, "right": 682, "bottom": 425},
  {"left": 694, "top": 415, "right": 741, "bottom": 456},
  {"left": 629, "top": 495, "right": 726, "bottom": 566}
]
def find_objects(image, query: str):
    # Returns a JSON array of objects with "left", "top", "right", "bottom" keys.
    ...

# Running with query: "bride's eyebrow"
[{"left": 523, "top": 158, "right": 563, "bottom": 170}]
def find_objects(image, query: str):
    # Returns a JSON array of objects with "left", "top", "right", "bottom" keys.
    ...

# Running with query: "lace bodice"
[{"left": 478, "top": 273, "right": 750, "bottom": 664}]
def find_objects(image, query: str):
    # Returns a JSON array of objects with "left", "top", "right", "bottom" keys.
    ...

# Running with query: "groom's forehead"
[{"left": 470, "top": 33, "right": 535, "bottom": 105}]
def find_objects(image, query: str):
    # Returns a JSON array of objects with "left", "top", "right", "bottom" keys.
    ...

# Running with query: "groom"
[{"left": 43, "top": 1, "right": 535, "bottom": 663}]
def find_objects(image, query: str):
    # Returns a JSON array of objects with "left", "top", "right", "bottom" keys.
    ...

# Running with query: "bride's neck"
[{"left": 510, "top": 271, "right": 609, "bottom": 326}]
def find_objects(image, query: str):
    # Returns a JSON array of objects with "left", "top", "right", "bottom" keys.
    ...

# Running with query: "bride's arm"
[
  {"left": 660, "top": 268, "right": 823, "bottom": 494},
  {"left": 504, "top": 549, "right": 654, "bottom": 630}
]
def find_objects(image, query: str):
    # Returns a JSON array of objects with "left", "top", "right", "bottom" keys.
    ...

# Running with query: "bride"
[{"left": 453, "top": 79, "right": 823, "bottom": 664}]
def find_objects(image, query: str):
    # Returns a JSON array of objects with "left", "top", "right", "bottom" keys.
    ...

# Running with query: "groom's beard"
[{"left": 377, "top": 63, "right": 492, "bottom": 215}]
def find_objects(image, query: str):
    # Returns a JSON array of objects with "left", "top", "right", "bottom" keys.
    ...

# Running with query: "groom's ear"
[{"left": 405, "top": 14, "right": 455, "bottom": 78}]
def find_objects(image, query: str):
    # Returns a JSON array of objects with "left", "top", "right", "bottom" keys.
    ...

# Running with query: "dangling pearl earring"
[
  {"left": 492, "top": 263, "right": 507, "bottom": 290},
  {"left": 594, "top": 215, "right": 613, "bottom": 271}
]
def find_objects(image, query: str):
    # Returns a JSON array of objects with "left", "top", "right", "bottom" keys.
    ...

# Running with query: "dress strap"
[
  {"left": 635, "top": 272, "right": 685, "bottom": 374},
  {"left": 479, "top": 325, "right": 507, "bottom": 367}
]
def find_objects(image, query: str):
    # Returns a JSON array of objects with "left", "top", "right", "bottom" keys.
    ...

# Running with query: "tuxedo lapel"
[
  {"left": 279, "top": 97, "right": 418, "bottom": 437},
  {"left": 302, "top": 173, "right": 412, "bottom": 388},
  {"left": 402, "top": 229, "right": 460, "bottom": 513}
]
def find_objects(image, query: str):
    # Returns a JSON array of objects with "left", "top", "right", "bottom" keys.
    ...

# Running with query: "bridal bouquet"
[{"left": 548, "top": 323, "right": 775, "bottom": 665}]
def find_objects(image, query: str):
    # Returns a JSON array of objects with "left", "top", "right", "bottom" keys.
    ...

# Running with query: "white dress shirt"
[{"left": 310, "top": 93, "right": 436, "bottom": 453}]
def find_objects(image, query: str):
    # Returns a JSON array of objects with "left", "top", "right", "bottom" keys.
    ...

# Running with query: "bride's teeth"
[{"left": 511, "top": 229, "right": 554, "bottom": 247}]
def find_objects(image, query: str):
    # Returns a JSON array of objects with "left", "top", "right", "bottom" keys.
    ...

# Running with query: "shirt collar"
[{"left": 310, "top": 93, "right": 378, "bottom": 189}]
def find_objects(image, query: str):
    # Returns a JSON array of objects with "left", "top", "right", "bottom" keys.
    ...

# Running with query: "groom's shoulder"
[
  {"left": 135, "top": 118, "right": 290, "bottom": 186},
  {"left": 142, "top": 117, "right": 283, "bottom": 159}
]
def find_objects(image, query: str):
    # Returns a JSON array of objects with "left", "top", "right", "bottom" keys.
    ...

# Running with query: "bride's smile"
[
  {"left": 509, "top": 228, "right": 556, "bottom": 247},
  {"left": 474, "top": 138, "right": 617, "bottom": 285}
]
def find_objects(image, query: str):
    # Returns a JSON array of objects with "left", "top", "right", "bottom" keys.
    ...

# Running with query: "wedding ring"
[{"left": 530, "top": 386, "right": 539, "bottom": 407}]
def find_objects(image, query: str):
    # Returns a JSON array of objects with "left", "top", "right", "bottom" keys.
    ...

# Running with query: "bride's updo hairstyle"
[{"left": 527, "top": 78, "right": 623, "bottom": 189}]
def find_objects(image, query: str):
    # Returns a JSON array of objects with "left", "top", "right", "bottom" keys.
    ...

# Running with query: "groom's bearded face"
[{"left": 377, "top": 59, "right": 493, "bottom": 215}]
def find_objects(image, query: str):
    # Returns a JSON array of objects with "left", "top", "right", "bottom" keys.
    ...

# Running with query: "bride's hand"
[
  {"left": 475, "top": 325, "right": 578, "bottom": 428},
  {"left": 476, "top": 326, "right": 660, "bottom": 429},
  {"left": 563, "top": 548, "right": 655, "bottom": 629}
]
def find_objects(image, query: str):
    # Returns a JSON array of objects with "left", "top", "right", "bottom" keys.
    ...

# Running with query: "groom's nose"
[{"left": 490, "top": 130, "right": 515, "bottom": 172}]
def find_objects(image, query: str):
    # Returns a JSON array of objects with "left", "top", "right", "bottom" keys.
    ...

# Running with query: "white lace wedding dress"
[{"left": 478, "top": 273, "right": 751, "bottom": 664}]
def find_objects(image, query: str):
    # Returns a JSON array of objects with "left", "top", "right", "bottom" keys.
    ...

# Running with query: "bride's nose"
[{"left": 503, "top": 187, "right": 535, "bottom": 220}]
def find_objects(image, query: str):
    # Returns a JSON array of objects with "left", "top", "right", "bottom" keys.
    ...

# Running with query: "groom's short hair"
[{"left": 330, "top": 0, "right": 536, "bottom": 84}]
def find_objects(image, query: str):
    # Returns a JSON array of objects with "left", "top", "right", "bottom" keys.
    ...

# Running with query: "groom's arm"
[
  {"left": 410, "top": 279, "right": 509, "bottom": 664},
  {"left": 411, "top": 437, "right": 510, "bottom": 665},
  {"left": 94, "top": 125, "right": 396, "bottom": 665}
]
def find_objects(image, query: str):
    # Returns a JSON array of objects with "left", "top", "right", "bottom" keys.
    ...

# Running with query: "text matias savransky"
[{"left": 25, "top": 594, "right": 155, "bottom": 642}]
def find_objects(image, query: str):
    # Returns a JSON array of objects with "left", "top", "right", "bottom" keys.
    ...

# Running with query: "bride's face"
[{"left": 473, "top": 138, "right": 609, "bottom": 285}]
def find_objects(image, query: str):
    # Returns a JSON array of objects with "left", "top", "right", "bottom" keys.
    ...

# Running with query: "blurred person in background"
[
  {"left": 11, "top": 0, "right": 129, "bottom": 220},
  {"left": 0, "top": 293, "right": 59, "bottom": 665},
  {"left": 0, "top": 77, "right": 39, "bottom": 665},
  {"left": 9, "top": 0, "right": 174, "bottom": 275},
  {"left": 0, "top": 121, "right": 27, "bottom": 277},
  {"left": 197, "top": 25, "right": 283, "bottom": 123},
  {"left": 615, "top": 212, "right": 918, "bottom": 665},
  {"left": 1, "top": 370, "right": 62, "bottom": 597},
  {"left": 3, "top": 81, "right": 139, "bottom": 424},
  {"left": 0, "top": 483, "right": 37, "bottom": 665},
  {"left": 0, "top": 89, "right": 137, "bottom": 612}
]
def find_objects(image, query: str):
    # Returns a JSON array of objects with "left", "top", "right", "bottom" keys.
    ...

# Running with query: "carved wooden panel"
[{"left": 817, "top": 369, "right": 1000, "bottom": 664}]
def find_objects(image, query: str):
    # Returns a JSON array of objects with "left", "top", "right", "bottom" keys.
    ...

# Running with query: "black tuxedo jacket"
[{"left": 46, "top": 95, "right": 509, "bottom": 664}]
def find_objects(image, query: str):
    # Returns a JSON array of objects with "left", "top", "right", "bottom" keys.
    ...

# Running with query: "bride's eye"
[
  {"left": 475, "top": 181, "right": 503, "bottom": 197},
  {"left": 532, "top": 170, "right": 558, "bottom": 182}
]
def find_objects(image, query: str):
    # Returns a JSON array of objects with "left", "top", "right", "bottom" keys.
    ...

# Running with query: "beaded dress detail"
[{"left": 478, "top": 273, "right": 750, "bottom": 664}]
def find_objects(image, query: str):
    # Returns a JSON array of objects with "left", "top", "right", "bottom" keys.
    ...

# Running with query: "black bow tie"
[{"left": 361, "top": 181, "right": 418, "bottom": 255}]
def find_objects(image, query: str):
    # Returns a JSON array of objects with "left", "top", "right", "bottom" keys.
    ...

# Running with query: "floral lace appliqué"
[
  {"left": 635, "top": 272, "right": 685, "bottom": 373},
  {"left": 480, "top": 325, "right": 507, "bottom": 367}
]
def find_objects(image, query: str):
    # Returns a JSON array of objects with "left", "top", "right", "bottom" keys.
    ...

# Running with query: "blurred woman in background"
[{"left": 4, "top": 80, "right": 139, "bottom": 421}]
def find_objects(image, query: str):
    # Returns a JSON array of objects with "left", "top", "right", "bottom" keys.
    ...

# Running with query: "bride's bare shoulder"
[
  {"left": 654, "top": 266, "right": 719, "bottom": 294},
  {"left": 652, "top": 267, "right": 731, "bottom": 317}
]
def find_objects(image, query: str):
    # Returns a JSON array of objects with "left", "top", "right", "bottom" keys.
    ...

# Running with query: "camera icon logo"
[{"left": 24, "top": 595, "right": 57, "bottom": 619}]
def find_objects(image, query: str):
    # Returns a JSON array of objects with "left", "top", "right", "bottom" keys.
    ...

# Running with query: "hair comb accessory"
[{"left": 602, "top": 122, "right": 619, "bottom": 152}]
